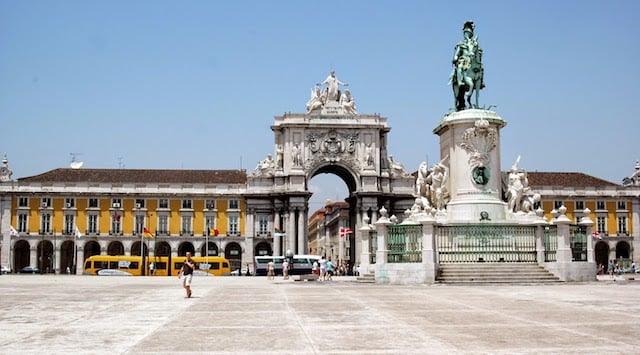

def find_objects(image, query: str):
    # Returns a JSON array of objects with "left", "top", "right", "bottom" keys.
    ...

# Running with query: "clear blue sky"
[{"left": 1, "top": 1, "right": 638, "bottom": 210}]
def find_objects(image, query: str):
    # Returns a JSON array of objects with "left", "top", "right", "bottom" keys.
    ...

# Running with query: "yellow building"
[
  {"left": 0, "top": 167, "right": 247, "bottom": 274},
  {"left": 528, "top": 171, "right": 638, "bottom": 268}
]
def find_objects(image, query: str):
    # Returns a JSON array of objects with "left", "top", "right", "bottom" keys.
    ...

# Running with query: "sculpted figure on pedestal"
[
  {"left": 449, "top": 21, "right": 485, "bottom": 111},
  {"left": 318, "top": 69, "right": 348, "bottom": 102},
  {"left": 506, "top": 156, "right": 530, "bottom": 213},
  {"left": 340, "top": 89, "right": 357, "bottom": 115}
]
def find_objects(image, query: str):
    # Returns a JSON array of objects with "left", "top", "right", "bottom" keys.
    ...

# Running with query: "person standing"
[
  {"left": 326, "top": 259, "right": 334, "bottom": 281},
  {"left": 179, "top": 252, "right": 195, "bottom": 298},
  {"left": 282, "top": 259, "right": 290, "bottom": 280},
  {"left": 319, "top": 256, "right": 327, "bottom": 281},
  {"left": 267, "top": 260, "right": 275, "bottom": 280}
]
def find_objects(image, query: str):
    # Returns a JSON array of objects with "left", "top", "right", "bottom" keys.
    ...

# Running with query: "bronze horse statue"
[{"left": 450, "top": 42, "right": 485, "bottom": 111}]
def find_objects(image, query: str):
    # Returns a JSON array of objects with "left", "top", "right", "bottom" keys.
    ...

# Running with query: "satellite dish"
[{"left": 70, "top": 161, "right": 84, "bottom": 169}]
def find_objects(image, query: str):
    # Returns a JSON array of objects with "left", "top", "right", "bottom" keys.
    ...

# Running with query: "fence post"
[
  {"left": 374, "top": 207, "right": 391, "bottom": 282},
  {"left": 579, "top": 208, "right": 595, "bottom": 263},
  {"left": 418, "top": 214, "right": 437, "bottom": 283},
  {"left": 533, "top": 219, "right": 548, "bottom": 265},
  {"left": 554, "top": 206, "right": 572, "bottom": 281},
  {"left": 359, "top": 216, "right": 373, "bottom": 273}
]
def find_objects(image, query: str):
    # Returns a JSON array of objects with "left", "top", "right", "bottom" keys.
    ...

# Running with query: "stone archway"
[
  {"left": 60, "top": 240, "right": 75, "bottom": 273},
  {"left": 83, "top": 241, "right": 101, "bottom": 259},
  {"left": 107, "top": 241, "right": 124, "bottom": 255},
  {"left": 13, "top": 239, "right": 30, "bottom": 272},
  {"left": 225, "top": 242, "right": 242, "bottom": 273},
  {"left": 177, "top": 242, "right": 194, "bottom": 256},
  {"left": 37, "top": 240, "right": 54, "bottom": 273},
  {"left": 595, "top": 241, "right": 609, "bottom": 271},
  {"left": 200, "top": 241, "right": 218, "bottom": 257},
  {"left": 615, "top": 241, "right": 631, "bottom": 259},
  {"left": 244, "top": 72, "right": 415, "bottom": 271}
]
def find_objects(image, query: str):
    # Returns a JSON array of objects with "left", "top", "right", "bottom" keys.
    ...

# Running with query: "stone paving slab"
[{"left": 0, "top": 275, "right": 639, "bottom": 354}]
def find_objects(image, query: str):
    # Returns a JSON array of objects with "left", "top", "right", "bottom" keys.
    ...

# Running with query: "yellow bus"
[{"left": 83, "top": 255, "right": 231, "bottom": 276}]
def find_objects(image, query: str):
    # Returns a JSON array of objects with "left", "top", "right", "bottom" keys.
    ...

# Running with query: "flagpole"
[{"left": 140, "top": 232, "right": 144, "bottom": 276}]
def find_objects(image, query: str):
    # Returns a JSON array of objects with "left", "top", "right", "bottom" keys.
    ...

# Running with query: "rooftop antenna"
[
  {"left": 69, "top": 153, "right": 84, "bottom": 169},
  {"left": 117, "top": 157, "right": 125, "bottom": 169}
]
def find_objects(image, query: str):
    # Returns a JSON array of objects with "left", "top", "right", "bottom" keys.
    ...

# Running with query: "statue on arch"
[
  {"left": 317, "top": 69, "right": 349, "bottom": 103},
  {"left": 340, "top": 89, "right": 357, "bottom": 115},
  {"left": 449, "top": 20, "right": 485, "bottom": 111}
]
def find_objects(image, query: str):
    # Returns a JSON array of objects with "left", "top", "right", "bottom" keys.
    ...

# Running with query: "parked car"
[
  {"left": 19, "top": 266, "right": 40, "bottom": 274},
  {"left": 1, "top": 265, "right": 10, "bottom": 274}
]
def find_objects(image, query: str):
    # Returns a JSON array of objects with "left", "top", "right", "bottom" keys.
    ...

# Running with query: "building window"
[
  {"left": 554, "top": 201, "right": 563, "bottom": 210},
  {"left": 88, "top": 214, "right": 98, "bottom": 234},
  {"left": 617, "top": 201, "right": 627, "bottom": 210},
  {"left": 111, "top": 212, "right": 122, "bottom": 235},
  {"left": 229, "top": 200, "right": 239, "bottom": 210},
  {"left": 228, "top": 216, "right": 239, "bottom": 235},
  {"left": 18, "top": 214, "right": 28, "bottom": 233},
  {"left": 135, "top": 215, "right": 145, "bottom": 235},
  {"left": 158, "top": 199, "right": 169, "bottom": 209},
  {"left": 135, "top": 199, "right": 145, "bottom": 209},
  {"left": 112, "top": 198, "right": 122, "bottom": 208},
  {"left": 258, "top": 215, "right": 269, "bottom": 235},
  {"left": 596, "top": 201, "right": 606, "bottom": 210},
  {"left": 18, "top": 197, "right": 28, "bottom": 207},
  {"left": 158, "top": 215, "right": 169, "bottom": 235},
  {"left": 41, "top": 198, "right": 52, "bottom": 208},
  {"left": 596, "top": 216, "right": 607, "bottom": 235},
  {"left": 65, "top": 198, "right": 75, "bottom": 208},
  {"left": 40, "top": 213, "right": 52, "bottom": 234},
  {"left": 181, "top": 215, "right": 192, "bottom": 235},
  {"left": 182, "top": 199, "right": 192, "bottom": 209},
  {"left": 88, "top": 198, "right": 99, "bottom": 208},
  {"left": 575, "top": 201, "right": 584, "bottom": 210},
  {"left": 205, "top": 199, "right": 216, "bottom": 209},
  {"left": 64, "top": 214, "right": 75, "bottom": 235},
  {"left": 617, "top": 216, "right": 628, "bottom": 235}
]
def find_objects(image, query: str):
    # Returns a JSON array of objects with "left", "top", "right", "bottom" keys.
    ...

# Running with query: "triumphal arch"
[{"left": 244, "top": 70, "right": 414, "bottom": 265}]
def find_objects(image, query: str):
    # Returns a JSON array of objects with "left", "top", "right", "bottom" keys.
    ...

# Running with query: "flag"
[
  {"left": 214, "top": 228, "right": 219, "bottom": 236},
  {"left": 143, "top": 228, "right": 154, "bottom": 239},
  {"left": 274, "top": 226, "right": 285, "bottom": 237},
  {"left": 339, "top": 227, "right": 353, "bottom": 238},
  {"left": 74, "top": 226, "right": 83, "bottom": 238},
  {"left": 592, "top": 231, "right": 602, "bottom": 240},
  {"left": 113, "top": 211, "right": 121, "bottom": 222},
  {"left": 9, "top": 225, "right": 18, "bottom": 237}
]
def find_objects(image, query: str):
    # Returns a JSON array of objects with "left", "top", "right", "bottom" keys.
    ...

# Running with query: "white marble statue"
[
  {"left": 428, "top": 162, "right": 449, "bottom": 211},
  {"left": 521, "top": 193, "right": 541, "bottom": 214},
  {"left": 292, "top": 143, "right": 302, "bottom": 167},
  {"left": 318, "top": 70, "right": 348, "bottom": 102},
  {"left": 251, "top": 154, "right": 275, "bottom": 176},
  {"left": 506, "top": 156, "right": 529, "bottom": 213},
  {"left": 306, "top": 85, "right": 325, "bottom": 113},
  {"left": 340, "top": 89, "right": 357, "bottom": 115}
]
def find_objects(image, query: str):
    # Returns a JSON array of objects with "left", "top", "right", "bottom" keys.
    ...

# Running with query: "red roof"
[{"left": 18, "top": 168, "right": 247, "bottom": 185}]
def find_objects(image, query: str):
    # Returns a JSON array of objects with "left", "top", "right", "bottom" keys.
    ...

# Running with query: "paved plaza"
[{"left": 0, "top": 275, "right": 639, "bottom": 354}]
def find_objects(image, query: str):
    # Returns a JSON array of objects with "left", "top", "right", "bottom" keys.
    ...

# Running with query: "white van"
[{"left": 254, "top": 255, "right": 320, "bottom": 276}]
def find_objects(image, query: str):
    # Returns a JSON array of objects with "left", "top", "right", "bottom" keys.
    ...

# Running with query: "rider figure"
[{"left": 451, "top": 21, "right": 477, "bottom": 88}]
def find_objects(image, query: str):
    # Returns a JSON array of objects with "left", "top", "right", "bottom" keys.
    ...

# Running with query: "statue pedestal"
[{"left": 433, "top": 109, "right": 508, "bottom": 222}]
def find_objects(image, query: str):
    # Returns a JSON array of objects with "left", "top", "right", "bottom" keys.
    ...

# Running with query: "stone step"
[
  {"left": 356, "top": 274, "right": 376, "bottom": 283},
  {"left": 437, "top": 263, "right": 561, "bottom": 284}
]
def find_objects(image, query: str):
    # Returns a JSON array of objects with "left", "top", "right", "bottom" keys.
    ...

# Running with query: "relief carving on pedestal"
[{"left": 459, "top": 119, "right": 497, "bottom": 172}]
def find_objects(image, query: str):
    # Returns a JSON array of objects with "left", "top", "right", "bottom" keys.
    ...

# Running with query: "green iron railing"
[
  {"left": 387, "top": 224, "right": 422, "bottom": 263},
  {"left": 570, "top": 225, "right": 587, "bottom": 262},
  {"left": 544, "top": 225, "right": 557, "bottom": 262},
  {"left": 436, "top": 225, "right": 537, "bottom": 263}
]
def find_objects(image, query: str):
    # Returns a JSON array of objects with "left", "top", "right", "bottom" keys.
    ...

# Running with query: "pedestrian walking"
[
  {"left": 282, "top": 259, "right": 290, "bottom": 280},
  {"left": 179, "top": 252, "right": 195, "bottom": 298}
]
